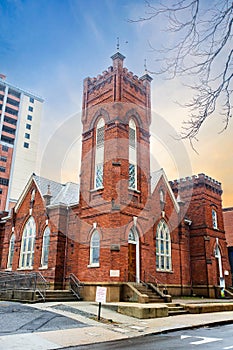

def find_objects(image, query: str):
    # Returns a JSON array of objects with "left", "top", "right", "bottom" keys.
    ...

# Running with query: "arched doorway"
[
  {"left": 128, "top": 227, "right": 140, "bottom": 282},
  {"left": 214, "top": 238, "right": 225, "bottom": 289}
]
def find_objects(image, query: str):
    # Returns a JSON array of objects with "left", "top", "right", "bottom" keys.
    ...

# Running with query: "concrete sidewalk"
[{"left": 1, "top": 300, "right": 233, "bottom": 350}]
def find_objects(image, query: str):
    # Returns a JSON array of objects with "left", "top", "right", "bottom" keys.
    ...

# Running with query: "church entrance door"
[{"left": 128, "top": 243, "right": 136, "bottom": 281}]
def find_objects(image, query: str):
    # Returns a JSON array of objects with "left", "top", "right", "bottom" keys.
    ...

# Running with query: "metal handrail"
[
  {"left": 69, "top": 273, "right": 83, "bottom": 300},
  {"left": 127, "top": 271, "right": 170, "bottom": 301},
  {"left": 143, "top": 271, "right": 169, "bottom": 294},
  {"left": 0, "top": 271, "right": 49, "bottom": 301}
]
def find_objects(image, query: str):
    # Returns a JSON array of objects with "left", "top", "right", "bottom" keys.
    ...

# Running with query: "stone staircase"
[
  {"left": 36, "top": 290, "right": 79, "bottom": 302},
  {"left": 133, "top": 283, "right": 165, "bottom": 303},
  {"left": 167, "top": 303, "right": 188, "bottom": 316}
]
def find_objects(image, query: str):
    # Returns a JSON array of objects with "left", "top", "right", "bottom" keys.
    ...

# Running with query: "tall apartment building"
[{"left": 0, "top": 74, "right": 43, "bottom": 211}]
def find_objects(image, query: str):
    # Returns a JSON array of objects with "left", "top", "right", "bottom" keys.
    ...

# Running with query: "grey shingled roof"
[
  {"left": 51, "top": 182, "right": 79, "bottom": 206},
  {"left": 33, "top": 175, "right": 79, "bottom": 206},
  {"left": 151, "top": 169, "right": 164, "bottom": 193}
]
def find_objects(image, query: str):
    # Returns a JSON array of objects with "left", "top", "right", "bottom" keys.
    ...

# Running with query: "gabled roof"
[
  {"left": 14, "top": 174, "right": 79, "bottom": 213},
  {"left": 151, "top": 168, "right": 180, "bottom": 213},
  {"left": 49, "top": 182, "right": 79, "bottom": 207},
  {"left": 34, "top": 175, "right": 64, "bottom": 199}
]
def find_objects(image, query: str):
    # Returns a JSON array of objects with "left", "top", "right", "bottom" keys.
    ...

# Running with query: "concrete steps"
[
  {"left": 133, "top": 284, "right": 164, "bottom": 303},
  {"left": 167, "top": 303, "right": 188, "bottom": 316},
  {"left": 37, "top": 290, "right": 78, "bottom": 302}
]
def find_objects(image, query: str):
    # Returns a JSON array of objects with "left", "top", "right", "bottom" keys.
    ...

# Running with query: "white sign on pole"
[{"left": 95, "top": 286, "right": 107, "bottom": 303}]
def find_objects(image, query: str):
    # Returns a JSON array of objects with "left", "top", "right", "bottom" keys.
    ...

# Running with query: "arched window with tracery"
[
  {"left": 129, "top": 119, "right": 137, "bottom": 190},
  {"left": 95, "top": 118, "right": 105, "bottom": 189},
  {"left": 41, "top": 226, "right": 50, "bottom": 268},
  {"left": 7, "top": 233, "right": 15, "bottom": 269},
  {"left": 90, "top": 230, "right": 100, "bottom": 266},
  {"left": 19, "top": 216, "right": 36, "bottom": 269},
  {"left": 156, "top": 220, "right": 172, "bottom": 271}
]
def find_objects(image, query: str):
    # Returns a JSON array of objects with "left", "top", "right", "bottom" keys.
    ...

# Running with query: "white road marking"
[
  {"left": 223, "top": 346, "right": 233, "bottom": 349},
  {"left": 181, "top": 335, "right": 222, "bottom": 345},
  {"left": 181, "top": 335, "right": 192, "bottom": 340}
]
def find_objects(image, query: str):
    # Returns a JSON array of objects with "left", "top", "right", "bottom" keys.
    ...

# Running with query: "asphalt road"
[
  {"left": 0, "top": 301, "right": 87, "bottom": 335},
  {"left": 66, "top": 323, "right": 233, "bottom": 350}
]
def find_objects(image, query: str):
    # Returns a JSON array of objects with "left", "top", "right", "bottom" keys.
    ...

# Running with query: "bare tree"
[{"left": 131, "top": 0, "right": 233, "bottom": 143}]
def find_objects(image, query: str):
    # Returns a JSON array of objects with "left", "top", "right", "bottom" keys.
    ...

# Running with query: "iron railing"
[
  {"left": 69, "top": 273, "right": 83, "bottom": 300},
  {"left": 0, "top": 271, "right": 49, "bottom": 301}
]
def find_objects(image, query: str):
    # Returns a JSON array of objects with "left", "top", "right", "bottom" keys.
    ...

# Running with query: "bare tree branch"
[{"left": 130, "top": 0, "right": 233, "bottom": 142}]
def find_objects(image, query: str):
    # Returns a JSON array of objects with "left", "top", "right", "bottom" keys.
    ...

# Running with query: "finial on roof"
[
  {"left": 47, "top": 184, "right": 51, "bottom": 196},
  {"left": 44, "top": 184, "right": 52, "bottom": 206}
]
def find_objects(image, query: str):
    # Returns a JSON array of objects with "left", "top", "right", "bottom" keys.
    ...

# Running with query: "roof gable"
[{"left": 151, "top": 169, "right": 180, "bottom": 213}]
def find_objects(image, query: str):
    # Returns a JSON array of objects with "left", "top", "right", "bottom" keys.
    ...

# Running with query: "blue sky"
[{"left": 1, "top": 0, "right": 232, "bottom": 206}]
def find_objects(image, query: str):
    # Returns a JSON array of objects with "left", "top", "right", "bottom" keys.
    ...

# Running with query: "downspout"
[{"left": 63, "top": 206, "right": 70, "bottom": 289}]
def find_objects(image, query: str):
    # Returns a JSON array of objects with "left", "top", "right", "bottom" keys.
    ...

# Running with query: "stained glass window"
[
  {"left": 41, "top": 226, "right": 50, "bottom": 267},
  {"left": 156, "top": 220, "right": 172, "bottom": 271},
  {"left": 95, "top": 164, "right": 103, "bottom": 189},
  {"left": 7, "top": 234, "right": 15, "bottom": 269},
  {"left": 95, "top": 118, "right": 104, "bottom": 189},
  {"left": 129, "top": 163, "right": 136, "bottom": 189},
  {"left": 19, "top": 217, "right": 36, "bottom": 269},
  {"left": 128, "top": 119, "right": 137, "bottom": 190}
]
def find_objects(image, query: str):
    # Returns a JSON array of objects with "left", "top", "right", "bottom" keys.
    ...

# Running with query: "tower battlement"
[
  {"left": 83, "top": 52, "right": 152, "bottom": 110},
  {"left": 170, "top": 173, "right": 222, "bottom": 195}
]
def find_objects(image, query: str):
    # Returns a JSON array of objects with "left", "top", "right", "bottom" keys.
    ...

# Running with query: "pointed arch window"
[
  {"left": 129, "top": 119, "right": 137, "bottom": 190},
  {"left": 7, "top": 234, "right": 15, "bottom": 269},
  {"left": 41, "top": 226, "right": 50, "bottom": 268},
  {"left": 19, "top": 216, "right": 36, "bottom": 269},
  {"left": 156, "top": 220, "right": 172, "bottom": 271},
  {"left": 90, "top": 230, "right": 100, "bottom": 266},
  {"left": 95, "top": 118, "right": 105, "bottom": 189}
]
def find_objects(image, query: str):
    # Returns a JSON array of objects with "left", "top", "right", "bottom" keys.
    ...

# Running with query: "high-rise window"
[
  {"left": 156, "top": 220, "right": 172, "bottom": 271},
  {"left": 28, "top": 106, "right": 33, "bottom": 112},
  {"left": 90, "top": 230, "right": 100, "bottom": 266},
  {"left": 19, "top": 217, "right": 36, "bottom": 269},
  {"left": 95, "top": 118, "right": 105, "bottom": 189},
  {"left": 129, "top": 119, "right": 137, "bottom": 190},
  {"left": 41, "top": 227, "right": 50, "bottom": 268}
]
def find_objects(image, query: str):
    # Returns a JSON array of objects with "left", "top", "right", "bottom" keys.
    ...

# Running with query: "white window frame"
[
  {"left": 40, "top": 226, "right": 50, "bottom": 268},
  {"left": 7, "top": 233, "right": 15, "bottom": 269},
  {"left": 89, "top": 230, "right": 100, "bottom": 267},
  {"left": 19, "top": 216, "right": 36, "bottom": 269},
  {"left": 156, "top": 220, "right": 172, "bottom": 271}
]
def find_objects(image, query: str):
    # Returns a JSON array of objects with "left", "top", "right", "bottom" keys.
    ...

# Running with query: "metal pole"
[{"left": 98, "top": 302, "right": 101, "bottom": 320}]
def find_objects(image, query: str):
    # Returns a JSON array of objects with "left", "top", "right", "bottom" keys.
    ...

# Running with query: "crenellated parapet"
[
  {"left": 170, "top": 173, "right": 222, "bottom": 195},
  {"left": 82, "top": 52, "right": 152, "bottom": 114}
]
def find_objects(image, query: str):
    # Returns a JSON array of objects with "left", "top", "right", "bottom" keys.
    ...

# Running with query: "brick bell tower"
[{"left": 77, "top": 52, "right": 153, "bottom": 283}]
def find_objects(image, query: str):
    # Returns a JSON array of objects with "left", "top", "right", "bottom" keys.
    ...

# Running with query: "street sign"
[{"left": 95, "top": 286, "right": 107, "bottom": 303}]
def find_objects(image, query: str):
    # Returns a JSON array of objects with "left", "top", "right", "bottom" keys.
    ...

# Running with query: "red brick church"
[{"left": 0, "top": 52, "right": 231, "bottom": 301}]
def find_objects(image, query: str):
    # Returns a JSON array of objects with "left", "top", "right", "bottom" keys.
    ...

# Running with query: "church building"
[{"left": 0, "top": 52, "right": 231, "bottom": 301}]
